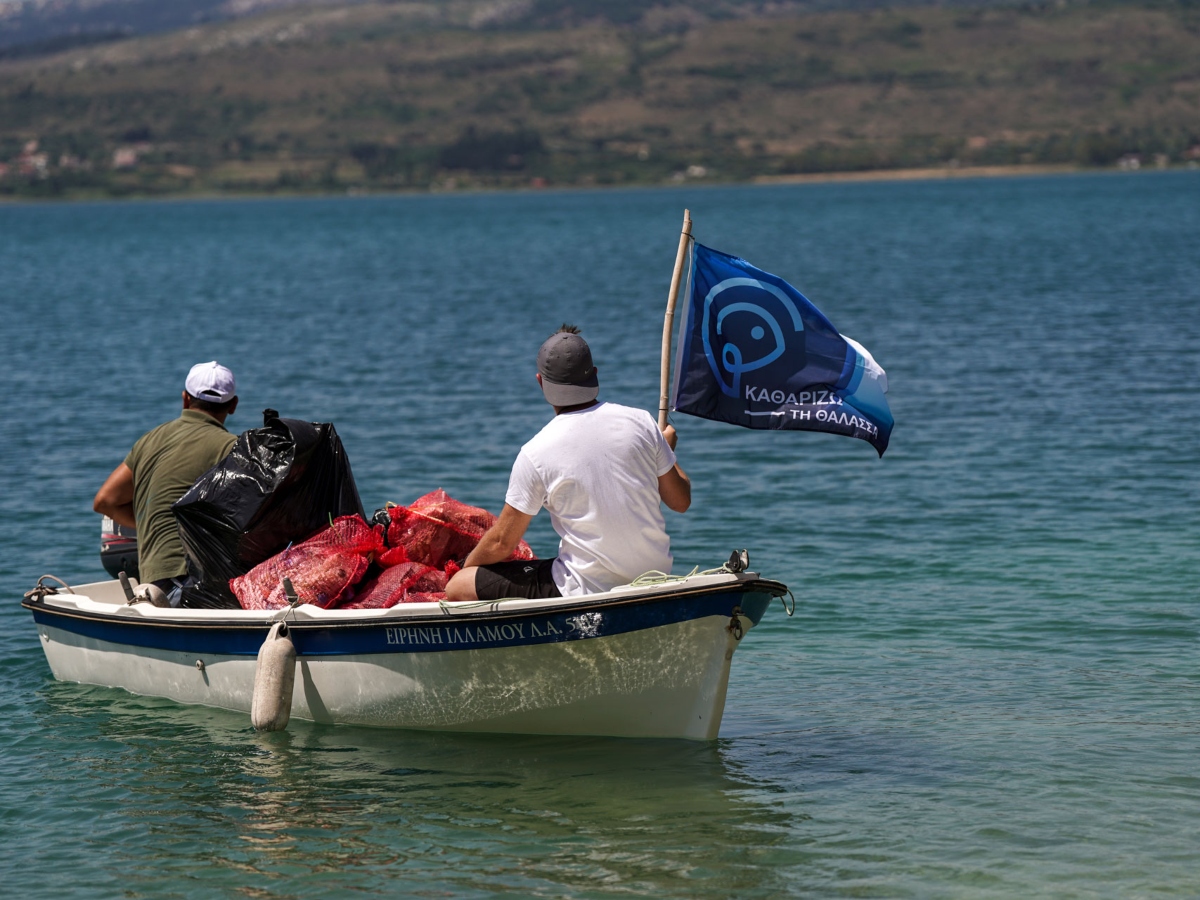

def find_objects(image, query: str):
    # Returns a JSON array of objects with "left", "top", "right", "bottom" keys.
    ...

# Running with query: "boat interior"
[{"left": 29, "top": 570, "right": 771, "bottom": 622}]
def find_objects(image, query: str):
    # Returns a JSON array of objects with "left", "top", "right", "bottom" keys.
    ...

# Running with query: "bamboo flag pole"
[{"left": 658, "top": 209, "right": 693, "bottom": 431}]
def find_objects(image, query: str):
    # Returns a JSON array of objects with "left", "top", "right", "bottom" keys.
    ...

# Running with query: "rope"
[
  {"left": 629, "top": 563, "right": 736, "bottom": 587},
  {"left": 270, "top": 576, "right": 303, "bottom": 626},
  {"left": 431, "top": 565, "right": 731, "bottom": 612},
  {"left": 437, "top": 598, "right": 504, "bottom": 614},
  {"left": 23, "top": 575, "right": 75, "bottom": 602},
  {"left": 781, "top": 589, "right": 796, "bottom": 616},
  {"left": 632, "top": 563, "right": 797, "bottom": 620},
  {"left": 429, "top": 559, "right": 748, "bottom": 614},
  {"left": 270, "top": 604, "right": 301, "bottom": 626}
]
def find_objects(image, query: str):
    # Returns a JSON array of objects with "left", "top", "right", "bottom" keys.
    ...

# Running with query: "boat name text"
[{"left": 384, "top": 620, "right": 562, "bottom": 647}]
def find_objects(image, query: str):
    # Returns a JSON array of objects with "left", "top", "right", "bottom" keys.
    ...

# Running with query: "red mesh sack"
[
  {"left": 377, "top": 544, "right": 409, "bottom": 568},
  {"left": 231, "top": 515, "right": 384, "bottom": 610},
  {"left": 339, "top": 561, "right": 449, "bottom": 609},
  {"left": 386, "top": 489, "right": 535, "bottom": 567}
]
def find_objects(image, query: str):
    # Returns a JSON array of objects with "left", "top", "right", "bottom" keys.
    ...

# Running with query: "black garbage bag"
[{"left": 173, "top": 409, "right": 366, "bottom": 608}]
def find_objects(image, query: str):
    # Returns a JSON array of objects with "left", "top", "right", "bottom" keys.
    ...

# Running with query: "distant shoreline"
[
  {"left": 5, "top": 2, "right": 1199, "bottom": 207},
  {"left": 2, "top": 163, "right": 1194, "bottom": 205},
  {"left": 752, "top": 164, "right": 1086, "bottom": 185}
]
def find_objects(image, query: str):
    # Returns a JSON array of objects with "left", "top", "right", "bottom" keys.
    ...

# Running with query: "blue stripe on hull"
[{"left": 32, "top": 590, "right": 775, "bottom": 657}]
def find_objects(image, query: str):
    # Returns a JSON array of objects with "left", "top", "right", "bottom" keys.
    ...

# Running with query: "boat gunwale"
[{"left": 22, "top": 576, "right": 789, "bottom": 634}]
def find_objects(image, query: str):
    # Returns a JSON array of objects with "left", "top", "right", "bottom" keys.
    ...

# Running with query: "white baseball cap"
[{"left": 185, "top": 361, "right": 237, "bottom": 403}]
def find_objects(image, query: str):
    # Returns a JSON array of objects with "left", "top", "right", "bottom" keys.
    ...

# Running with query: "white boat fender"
[{"left": 251, "top": 621, "right": 297, "bottom": 731}]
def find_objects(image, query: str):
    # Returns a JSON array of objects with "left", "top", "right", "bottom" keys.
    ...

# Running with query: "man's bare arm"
[
  {"left": 658, "top": 465, "right": 691, "bottom": 513},
  {"left": 658, "top": 423, "right": 691, "bottom": 513},
  {"left": 463, "top": 504, "right": 535, "bottom": 569},
  {"left": 447, "top": 505, "right": 536, "bottom": 601},
  {"left": 93, "top": 463, "right": 136, "bottom": 529}
]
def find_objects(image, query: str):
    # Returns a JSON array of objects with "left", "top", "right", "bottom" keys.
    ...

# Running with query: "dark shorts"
[{"left": 474, "top": 558, "right": 562, "bottom": 601}]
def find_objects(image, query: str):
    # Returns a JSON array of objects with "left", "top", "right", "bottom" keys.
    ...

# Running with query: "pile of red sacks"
[{"left": 230, "top": 489, "right": 535, "bottom": 611}]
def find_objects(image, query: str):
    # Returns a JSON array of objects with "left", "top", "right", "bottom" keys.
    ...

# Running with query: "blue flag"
[{"left": 671, "top": 243, "right": 893, "bottom": 456}]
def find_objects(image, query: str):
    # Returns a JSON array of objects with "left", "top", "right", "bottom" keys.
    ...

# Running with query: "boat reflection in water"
[{"left": 33, "top": 684, "right": 801, "bottom": 896}]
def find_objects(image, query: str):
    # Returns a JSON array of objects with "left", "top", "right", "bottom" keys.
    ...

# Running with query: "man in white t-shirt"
[{"left": 445, "top": 326, "right": 691, "bottom": 600}]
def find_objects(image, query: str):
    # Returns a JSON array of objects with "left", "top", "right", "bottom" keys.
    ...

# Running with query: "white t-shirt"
[{"left": 505, "top": 402, "right": 678, "bottom": 596}]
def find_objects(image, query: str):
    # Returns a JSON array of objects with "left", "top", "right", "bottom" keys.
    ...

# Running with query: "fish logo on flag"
[{"left": 671, "top": 243, "right": 893, "bottom": 455}]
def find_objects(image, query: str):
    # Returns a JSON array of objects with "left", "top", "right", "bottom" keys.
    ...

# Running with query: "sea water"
[{"left": 0, "top": 173, "right": 1197, "bottom": 897}]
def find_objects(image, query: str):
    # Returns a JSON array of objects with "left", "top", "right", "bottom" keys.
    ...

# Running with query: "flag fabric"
[{"left": 671, "top": 242, "right": 893, "bottom": 456}]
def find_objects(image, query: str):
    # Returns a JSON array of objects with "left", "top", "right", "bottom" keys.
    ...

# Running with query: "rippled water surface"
[{"left": 2, "top": 173, "right": 1198, "bottom": 897}]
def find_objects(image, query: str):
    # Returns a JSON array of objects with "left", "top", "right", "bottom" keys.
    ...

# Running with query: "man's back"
[
  {"left": 446, "top": 329, "right": 690, "bottom": 605},
  {"left": 125, "top": 410, "right": 235, "bottom": 584},
  {"left": 506, "top": 402, "right": 676, "bottom": 595}
]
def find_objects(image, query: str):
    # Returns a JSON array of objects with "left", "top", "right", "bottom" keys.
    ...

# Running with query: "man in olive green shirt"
[{"left": 94, "top": 362, "right": 239, "bottom": 606}]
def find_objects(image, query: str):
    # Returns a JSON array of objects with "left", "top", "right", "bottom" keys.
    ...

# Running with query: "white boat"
[{"left": 23, "top": 569, "right": 789, "bottom": 740}]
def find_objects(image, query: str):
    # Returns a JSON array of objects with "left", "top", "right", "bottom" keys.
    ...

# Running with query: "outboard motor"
[{"left": 100, "top": 516, "right": 139, "bottom": 580}]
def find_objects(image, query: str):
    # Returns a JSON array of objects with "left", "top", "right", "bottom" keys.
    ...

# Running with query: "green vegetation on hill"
[{"left": 1, "top": 0, "right": 1198, "bottom": 198}]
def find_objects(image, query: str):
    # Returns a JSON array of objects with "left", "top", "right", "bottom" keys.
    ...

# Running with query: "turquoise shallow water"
[{"left": 1, "top": 173, "right": 1198, "bottom": 897}]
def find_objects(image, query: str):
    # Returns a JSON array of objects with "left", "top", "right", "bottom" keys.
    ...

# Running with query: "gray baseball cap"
[{"left": 537, "top": 331, "right": 599, "bottom": 407}]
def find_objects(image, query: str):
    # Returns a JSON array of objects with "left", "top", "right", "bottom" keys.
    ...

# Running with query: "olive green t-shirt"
[{"left": 124, "top": 409, "right": 236, "bottom": 585}]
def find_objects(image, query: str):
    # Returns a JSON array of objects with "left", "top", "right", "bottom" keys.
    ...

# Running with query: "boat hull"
[{"left": 26, "top": 574, "right": 785, "bottom": 740}]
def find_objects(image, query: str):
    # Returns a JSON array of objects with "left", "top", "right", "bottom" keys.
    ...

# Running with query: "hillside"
[
  {"left": 0, "top": 0, "right": 360, "bottom": 54},
  {"left": 2, "top": 0, "right": 1199, "bottom": 197}
]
